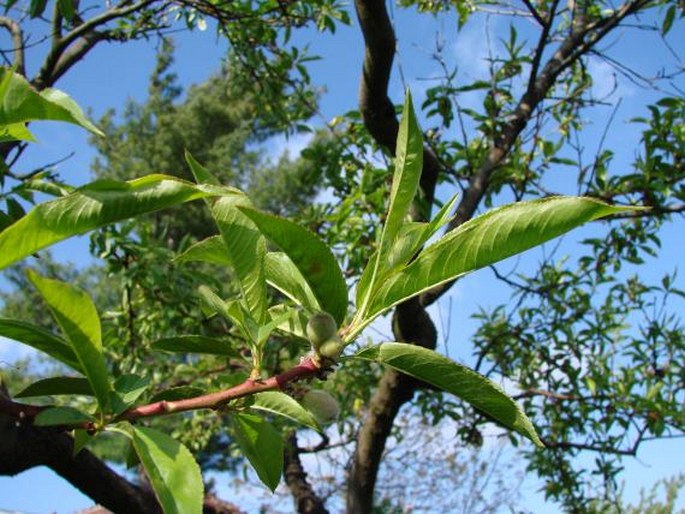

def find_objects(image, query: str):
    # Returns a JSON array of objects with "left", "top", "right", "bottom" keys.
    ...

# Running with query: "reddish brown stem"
[{"left": 0, "top": 356, "right": 323, "bottom": 428}]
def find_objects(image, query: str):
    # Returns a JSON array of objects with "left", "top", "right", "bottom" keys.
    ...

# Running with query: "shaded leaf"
[
  {"left": 230, "top": 412, "right": 283, "bottom": 492},
  {"left": 15, "top": 376, "right": 92, "bottom": 398},
  {"left": 132, "top": 426, "right": 204, "bottom": 514},
  {"left": 0, "top": 317, "right": 81, "bottom": 371},
  {"left": 150, "top": 335, "right": 237, "bottom": 356},
  {"left": 110, "top": 374, "right": 150, "bottom": 415},
  {"left": 356, "top": 343, "right": 543, "bottom": 447},
  {"left": 34, "top": 406, "right": 95, "bottom": 426}
]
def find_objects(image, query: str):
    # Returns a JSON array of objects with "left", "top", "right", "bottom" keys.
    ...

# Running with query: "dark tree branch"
[
  {"left": 284, "top": 432, "right": 329, "bottom": 514},
  {"left": 0, "top": 412, "right": 162, "bottom": 513},
  {"left": 0, "top": 16, "right": 25, "bottom": 76}
]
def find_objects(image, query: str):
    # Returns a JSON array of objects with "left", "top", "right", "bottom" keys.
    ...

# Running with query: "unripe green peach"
[
  {"left": 306, "top": 312, "right": 337, "bottom": 348},
  {"left": 317, "top": 335, "right": 344, "bottom": 361},
  {"left": 301, "top": 389, "right": 340, "bottom": 425}
]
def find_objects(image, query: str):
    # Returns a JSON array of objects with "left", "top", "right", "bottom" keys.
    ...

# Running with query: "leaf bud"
[
  {"left": 306, "top": 312, "right": 337, "bottom": 348},
  {"left": 301, "top": 389, "right": 339, "bottom": 425}
]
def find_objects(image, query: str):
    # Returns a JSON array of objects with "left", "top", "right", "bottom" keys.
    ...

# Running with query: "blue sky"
[{"left": 1, "top": 3, "right": 684, "bottom": 513}]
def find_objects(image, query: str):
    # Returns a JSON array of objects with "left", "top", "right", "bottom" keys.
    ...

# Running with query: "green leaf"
[
  {"left": 362, "top": 197, "right": 636, "bottom": 330},
  {"left": 251, "top": 391, "right": 321, "bottom": 432},
  {"left": 265, "top": 252, "right": 321, "bottom": 312},
  {"left": 239, "top": 207, "right": 348, "bottom": 325},
  {"left": 28, "top": 0, "right": 48, "bottom": 17},
  {"left": 356, "top": 342, "right": 543, "bottom": 447},
  {"left": 173, "top": 236, "right": 231, "bottom": 266},
  {"left": 197, "top": 285, "right": 258, "bottom": 344},
  {"left": 0, "top": 318, "right": 81, "bottom": 371},
  {"left": 357, "top": 92, "right": 423, "bottom": 313},
  {"left": 0, "top": 175, "right": 236, "bottom": 270},
  {"left": 662, "top": 4, "right": 676, "bottom": 35},
  {"left": 151, "top": 335, "right": 237, "bottom": 356},
  {"left": 381, "top": 90, "right": 423, "bottom": 260},
  {"left": 34, "top": 406, "right": 95, "bottom": 426},
  {"left": 57, "top": 0, "right": 75, "bottom": 21},
  {"left": 132, "top": 426, "right": 204, "bottom": 514},
  {"left": 0, "top": 67, "right": 102, "bottom": 135},
  {"left": 15, "top": 376, "right": 93, "bottom": 398},
  {"left": 0, "top": 121, "right": 36, "bottom": 142},
  {"left": 230, "top": 412, "right": 284, "bottom": 492},
  {"left": 27, "top": 271, "right": 111, "bottom": 412},
  {"left": 186, "top": 152, "right": 268, "bottom": 324},
  {"left": 110, "top": 374, "right": 150, "bottom": 415},
  {"left": 267, "top": 304, "right": 309, "bottom": 341}
]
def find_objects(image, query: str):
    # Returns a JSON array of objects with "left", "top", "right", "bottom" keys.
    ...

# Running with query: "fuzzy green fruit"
[
  {"left": 317, "top": 335, "right": 344, "bottom": 361},
  {"left": 301, "top": 390, "right": 340, "bottom": 425},
  {"left": 306, "top": 312, "right": 337, "bottom": 347}
]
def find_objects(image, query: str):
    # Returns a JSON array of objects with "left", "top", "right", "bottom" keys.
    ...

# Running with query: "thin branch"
[
  {"left": 0, "top": 356, "right": 325, "bottom": 429},
  {"left": 520, "top": 0, "right": 546, "bottom": 27},
  {"left": 0, "top": 16, "right": 25, "bottom": 76}
]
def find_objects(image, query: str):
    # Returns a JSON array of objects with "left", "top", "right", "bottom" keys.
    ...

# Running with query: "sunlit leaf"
[
  {"left": 0, "top": 175, "right": 237, "bottom": 270},
  {"left": 239, "top": 207, "right": 347, "bottom": 325},
  {"left": 265, "top": 252, "right": 321, "bottom": 312},
  {"left": 356, "top": 342, "right": 543, "bottom": 447},
  {"left": 361, "top": 197, "right": 636, "bottom": 331},
  {"left": 28, "top": 271, "right": 110, "bottom": 412},
  {"left": 0, "top": 67, "right": 101, "bottom": 135},
  {"left": 251, "top": 391, "right": 321, "bottom": 432},
  {"left": 186, "top": 152, "right": 268, "bottom": 324}
]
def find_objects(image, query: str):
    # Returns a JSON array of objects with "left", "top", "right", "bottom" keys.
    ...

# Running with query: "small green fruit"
[
  {"left": 301, "top": 389, "right": 340, "bottom": 425},
  {"left": 317, "top": 335, "right": 344, "bottom": 361},
  {"left": 306, "top": 312, "right": 337, "bottom": 347}
]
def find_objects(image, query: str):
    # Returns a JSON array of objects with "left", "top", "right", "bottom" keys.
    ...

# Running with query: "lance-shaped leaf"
[
  {"left": 357, "top": 92, "right": 423, "bottom": 313},
  {"left": 15, "top": 376, "right": 93, "bottom": 398},
  {"left": 132, "top": 426, "right": 204, "bottom": 514},
  {"left": 239, "top": 207, "right": 347, "bottom": 326},
  {"left": 186, "top": 152, "right": 268, "bottom": 324},
  {"left": 0, "top": 67, "right": 103, "bottom": 137},
  {"left": 265, "top": 252, "right": 320, "bottom": 312},
  {"left": 361, "top": 197, "right": 635, "bottom": 330},
  {"left": 357, "top": 342, "right": 543, "bottom": 447},
  {"left": 174, "top": 235, "right": 231, "bottom": 266},
  {"left": 28, "top": 271, "right": 111, "bottom": 412},
  {"left": 0, "top": 318, "right": 81, "bottom": 372},
  {"left": 151, "top": 335, "right": 238, "bottom": 356},
  {"left": 0, "top": 175, "right": 236, "bottom": 270},
  {"left": 34, "top": 406, "right": 96, "bottom": 426},
  {"left": 230, "top": 412, "right": 284, "bottom": 492},
  {"left": 251, "top": 391, "right": 321, "bottom": 432}
]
